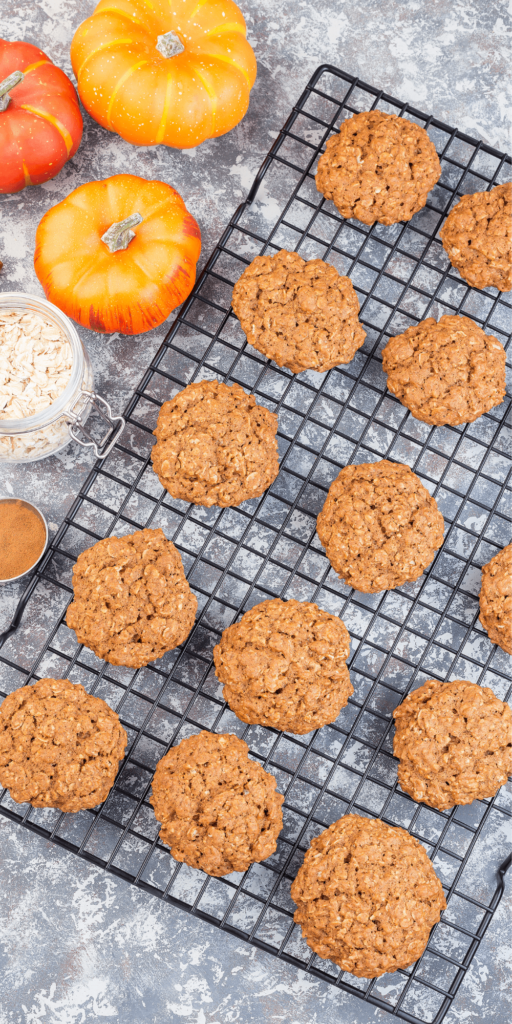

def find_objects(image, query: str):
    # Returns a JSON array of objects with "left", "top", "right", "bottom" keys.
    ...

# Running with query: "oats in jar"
[{"left": 0, "top": 309, "right": 72, "bottom": 420}]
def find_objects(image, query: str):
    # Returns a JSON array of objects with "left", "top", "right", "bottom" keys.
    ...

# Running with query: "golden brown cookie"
[
  {"left": 213, "top": 598, "right": 353, "bottom": 734},
  {"left": 66, "top": 528, "right": 197, "bottom": 668},
  {"left": 231, "top": 249, "right": 366, "bottom": 374},
  {"left": 291, "top": 814, "right": 446, "bottom": 977},
  {"left": 479, "top": 544, "right": 512, "bottom": 654},
  {"left": 316, "top": 111, "right": 441, "bottom": 226},
  {"left": 382, "top": 314, "right": 506, "bottom": 425},
  {"left": 316, "top": 460, "right": 444, "bottom": 593},
  {"left": 393, "top": 679, "right": 512, "bottom": 810},
  {"left": 440, "top": 183, "right": 512, "bottom": 291},
  {"left": 0, "top": 677, "right": 127, "bottom": 811},
  {"left": 150, "top": 731, "right": 284, "bottom": 876},
  {"left": 151, "top": 380, "right": 279, "bottom": 507}
]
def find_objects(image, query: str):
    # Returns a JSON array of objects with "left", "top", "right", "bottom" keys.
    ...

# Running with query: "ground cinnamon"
[{"left": 0, "top": 499, "right": 46, "bottom": 580}]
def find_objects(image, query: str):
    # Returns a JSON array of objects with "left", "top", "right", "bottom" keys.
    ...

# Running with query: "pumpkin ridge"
[
  {"left": 189, "top": 0, "right": 213, "bottom": 17},
  {"left": 155, "top": 70, "right": 174, "bottom": 144},
  {"left": 74, "top": 37, "right": 135, "bottom": 78},
  {"left": 22, "top": 160, "right": 32, "bottom": 187},
  {"left": 198, "top": 49, "right": 253, "bottom": 88},
  {"left": 106, "top": 57, "right": 149, "bottom": 126},
  {"left": 204, "top": 22, "right": 246, "bottom": 36},
  {"left": 20, "top": 105, "right": 74, "bottom": 155},
  {"left": 40, "top": 252, "right": 108, "bottom": 292},
  {"left": 121, "top": 251, "right": 185, "bottom": 282},
  {"left": 22, "top": 59, "right": 52, "bottom": 74},
  {"left": 192, "top": 65, "right": 217, "bottom": 135},
  {"left": 131, "top": 195, "right": 184, "bottom": 221},
  {"left": 93, "top": 4, "right": 145, "bottom": 24}
]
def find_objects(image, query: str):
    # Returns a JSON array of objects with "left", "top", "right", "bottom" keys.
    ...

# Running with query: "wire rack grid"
[{"left": 0, "top": 64, "right": 511, "bottom": 1024}]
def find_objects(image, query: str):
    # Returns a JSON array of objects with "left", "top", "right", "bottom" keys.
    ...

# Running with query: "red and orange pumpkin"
[
  {"left": 34, "top": 174, "right": 201, "bottom": 335},
  {"left": 0, "top": 39, "right": 83, "bottom": 194},
  {"left": 70, "top": 0, "right": 257, "bottom": 149}
]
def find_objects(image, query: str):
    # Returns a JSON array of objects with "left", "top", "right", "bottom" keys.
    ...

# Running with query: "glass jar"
[{"left": 0, "top": 292, "right": 124, "bottom": 463}]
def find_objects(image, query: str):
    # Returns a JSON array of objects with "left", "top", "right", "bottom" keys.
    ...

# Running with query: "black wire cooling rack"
[{"left": 1, "top": 64, "right": 511, "bottom": 1024}]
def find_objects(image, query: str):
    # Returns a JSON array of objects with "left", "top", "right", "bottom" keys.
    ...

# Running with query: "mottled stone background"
[{"left": 0, "top": 1, "right": 511, "bottom": 1022}]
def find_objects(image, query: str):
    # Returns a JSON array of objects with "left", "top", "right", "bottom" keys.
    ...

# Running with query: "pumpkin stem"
[
  {"left": 101, "top": 213, "right": 143, "bottom": 253},
  {"left": 155, "top": 30, "right": 185, "bottom": 58},
  {"left": 0, "top": 70, "right": 24, "bottom": 112}
]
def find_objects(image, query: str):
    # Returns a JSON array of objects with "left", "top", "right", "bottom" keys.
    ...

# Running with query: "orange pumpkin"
[
  {"left": 70, "top": 0, "right": 257, "bottom": 149},
  {"left": 0, "top": 39, "right": 82, "bottom": 194},
  {"left": 34, "top": 174, "right": 201, "bottom": 335}
]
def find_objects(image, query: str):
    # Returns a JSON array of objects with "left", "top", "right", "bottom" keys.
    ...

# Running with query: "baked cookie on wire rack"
[
  {"left": 151, "top": 379, "right": 279, "bottom": 507},
  {"left": 231, "top": 249, "right": 365, "bottom": 374},
  {"left": 382, "top": 314, "right": 506, "bottom": 425},
  {"left": 316, "top": 459, "right": 444, "bottom": 593},
  {"left": 291, "top": 814, "right": 446, "bottom": 977},
  {"left": 315, "top": 110, "right": 441, "bottom": 226},
  {"left": 0, "top": 677, "right": 127, "bottom": 812},
  {"left": 440, "top": 182, "right": 512, "bottom": 291},
  {"left": 150, "top": 731, "right": 284, "bottom": 876},
  {"left": 66, "top": 528, "right": 197, "bottom": 668},
  {"left": 213, "top": 598, "right": 353, "bottom": 734},
  {"left": 479, "top": 543, "right": 512, "bottom": 654},
  {"left": 393, "top": 678, "right": 512, "bottom": 810}
]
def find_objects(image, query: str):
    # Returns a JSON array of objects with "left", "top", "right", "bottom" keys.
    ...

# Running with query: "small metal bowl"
[{"left": 0, "top": 496, "right": 49, "bottom": 583}]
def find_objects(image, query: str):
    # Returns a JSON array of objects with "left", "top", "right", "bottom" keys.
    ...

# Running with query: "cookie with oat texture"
[
  {"left": 0, "top": 676, "right": 126, "bottom": 811},
  {"left": 150, "top": 731, "right": 284, "bottom": 876},
  {"left": 151, "top": 379, "right": 279, "bottom": 507},
  {"left": 316, "top": 110, "right": 441, "bottom": 226},
  {"left": 291, "top": 814, "right": 446, "bottom": 977}
]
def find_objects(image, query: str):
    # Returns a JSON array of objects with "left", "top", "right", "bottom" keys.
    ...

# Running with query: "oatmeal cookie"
[
  {"left": 316, "top": 460, "right": 444, "bottom": 593},
  {"left": 150, "top": 731, "right": 284, "bottom": 876},
  {"left": 0, "top": 677, "right": 127, "bottom": 811},
  {"left": 231, "top": 249, "right": 366, "bottom": 374},
  {"left": 382, "top": 315, "right": 506, "bottom": 425},
  {"left": 316, "top": 111, "right": 441, "bottom": 226},
  {"left": 151, "top": 380, "right": 279, "bottom": 507},
  {"left": 66, "top": 528, "right": 197, "bottom": 668},
  {"left": 440, "top": 183, "right": 512, "bottom": 291},
  {"left": 393, "top": 678, "right": 512, "bottom": 809},
  {"left": 479, "top": 544, "right": 512, "bottom": 655},
  {"left": 213, "top": 599, "right": 353, "bottom": 734},
  {"left": 291, "top": 814, "right": 445, "bottom": 977}
]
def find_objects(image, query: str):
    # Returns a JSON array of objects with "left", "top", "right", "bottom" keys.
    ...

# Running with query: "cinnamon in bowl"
[{"left": 0, "top": 498, "right": 48, "bottom": 581}]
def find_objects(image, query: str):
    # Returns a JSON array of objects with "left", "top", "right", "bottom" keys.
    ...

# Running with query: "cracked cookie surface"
[
  {"left": 66, "top": 528, "right": 197, "bottom": 668},
  {"left": 393, "top": 678, "right": 512, "bottom": 810},
  {"left": 0, "top": 677, "right": 127, "bottom": 811},
  {"left": 479, "top": 544, "right": 512, "bottom": 655},
  {"left": 316, "top": 111, "right": 441, "bottom": 226},
  {"left": 382, "top": 314, "right": 506, "bottom": 425},
  {"left": 150, "top": 731, "right": 284, "bottom": 876},
  {"left": 214, "top": 598, "right": 353, "bottom": 734},
  {"left": 316, "top": 460, "right": 444, "bottom": 593},
  {"left": 440, "top": 183, "right": 512, "bottom": 291},
  {"left": 231, "top": 249, "right": 365, "bottom": 374},
  {"left": 151, "top": 380, "right": 279, "bottom": 507},
  {"left": 291, "top": 814, "right": 446, "bottom": 977}
]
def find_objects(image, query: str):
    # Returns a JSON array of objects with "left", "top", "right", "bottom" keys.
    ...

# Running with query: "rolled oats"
[
  {"left": 0, "top": 308, "right": 74, "bottom": 459},
  {"left": 0, "top": 310, "right": 72, "bottom": 420}
]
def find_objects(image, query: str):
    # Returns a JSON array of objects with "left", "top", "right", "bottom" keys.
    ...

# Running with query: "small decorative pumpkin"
[
  {"left": 0, "top": 39, "right": 83, "bottom": 194},
  {"left": 34, "top": 174, "right": 201, "bottom": 335},
  {"left": 70, "top": 0, "right": 257, "bottom": 149}
]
